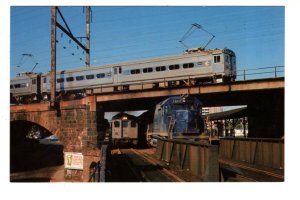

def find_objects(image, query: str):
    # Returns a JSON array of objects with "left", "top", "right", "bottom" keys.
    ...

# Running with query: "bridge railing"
[
  {"left": 154, "top": 136, "right": 219, "bottom": 181},
  {"left": 236, "top": 66, "right": 284, "bottom": 81}
]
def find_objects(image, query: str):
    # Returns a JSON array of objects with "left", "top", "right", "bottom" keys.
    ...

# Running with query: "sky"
[{"left": 10, "top": 6, "right": 284, "bottom": 79}]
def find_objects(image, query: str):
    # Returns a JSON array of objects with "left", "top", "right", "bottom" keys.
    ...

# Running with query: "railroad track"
[{"left": 109, "top": 148, "right": 184, "bottom": 182}]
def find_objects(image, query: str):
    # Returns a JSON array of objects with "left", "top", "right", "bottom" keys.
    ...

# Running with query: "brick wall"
[{"left": 10, "top": 103, "right": 101, "bottom": 182}]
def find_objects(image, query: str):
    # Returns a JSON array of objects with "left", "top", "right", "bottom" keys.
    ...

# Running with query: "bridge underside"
[
  {"left": 97, "top": 88, "right": 283, "bottom": 111},
  {"left": 94, "top": 78, "right": 284, "bottom": 138}
]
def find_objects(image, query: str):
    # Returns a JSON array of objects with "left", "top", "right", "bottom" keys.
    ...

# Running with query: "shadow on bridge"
[{"left": 10, "top": 120, "right": 64, "bottom": 180}]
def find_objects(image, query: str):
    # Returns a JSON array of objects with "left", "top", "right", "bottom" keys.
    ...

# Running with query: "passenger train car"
[
  {"left": 10, "top": 48, "right": 236, "bottom": 103},
  {"left": 146, "top": 95, "right": 204, "bottom": 146},
  {"left": 111, "top": 113, "right": 138, "bottom": 145}
]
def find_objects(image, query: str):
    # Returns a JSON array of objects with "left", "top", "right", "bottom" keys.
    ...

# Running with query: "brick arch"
[
  {"left": 10, "top": 119, "right": 56, "bottom": 139},
  {"left": 10, "top": 110, "right": 60, "bottom": 135}
]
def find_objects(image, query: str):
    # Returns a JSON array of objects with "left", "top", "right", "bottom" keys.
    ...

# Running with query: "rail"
[
  {"left": 236, "top": 66, "right": 284, "bottom": 81},
  {"left": 154, "top": 136, "right": 219, "bottom": 181}
]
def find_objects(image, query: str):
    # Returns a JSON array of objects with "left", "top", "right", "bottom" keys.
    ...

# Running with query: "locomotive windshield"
[{"left": 172, "top": 104, "right": 197, "bottom": 111}]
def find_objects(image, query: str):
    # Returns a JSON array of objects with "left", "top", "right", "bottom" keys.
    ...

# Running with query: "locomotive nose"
[{"left": 175, "top": 110, "right": 199, "bottom": 133}]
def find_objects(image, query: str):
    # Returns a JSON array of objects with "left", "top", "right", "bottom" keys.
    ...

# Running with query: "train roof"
[
  {"left": 11, "top": 72, "right": 39, "bottom": 82},
  {"left": 112, "top": 112, "right": 138, "bottom": 121},
  {"left": 42, "top": 48, "right": 234, "bottom": 75},
  {"left": 157, "top": 95, "right": 201, "bottom": 107}
]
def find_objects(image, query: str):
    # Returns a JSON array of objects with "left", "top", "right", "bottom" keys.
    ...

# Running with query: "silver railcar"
[
  {"left": 111, "top": 113, "right": 138, "bottom": 145},
  {"left": 11, "top": 48, "right": 236, "bottom": 103}
]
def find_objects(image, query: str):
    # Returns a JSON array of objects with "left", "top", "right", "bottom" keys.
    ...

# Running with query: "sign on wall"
[{"left": 64, "top": 152, "right": 84, "bottom": 170}]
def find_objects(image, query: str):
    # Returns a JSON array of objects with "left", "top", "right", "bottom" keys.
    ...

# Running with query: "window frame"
[
  {"left": 169, "top": 64, "right": 180, "bottom": 70},
  {"left": 183, "top": 63, "right": 194, "bottom": 69},
  {"left": 66, "top": 77, "right": 74, "bottom": 82},
  {"left": 214, "top": 55, "right": 221, "bottom": 63},
  {"left": 76, "top": 76, "right": 85, "bottom": 81},
  {"left": 86, "top": 74, "right": 95, "bottom": 80}
]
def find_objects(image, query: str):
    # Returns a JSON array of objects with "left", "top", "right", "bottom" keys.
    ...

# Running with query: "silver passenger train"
[{"left": 10, "top": 48, "right": 236, "bottom": 103}]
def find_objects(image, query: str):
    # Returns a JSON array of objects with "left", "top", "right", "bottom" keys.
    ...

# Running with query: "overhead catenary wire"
[{"left": 11, "top": 7, "right": 283, "bottom": 75}]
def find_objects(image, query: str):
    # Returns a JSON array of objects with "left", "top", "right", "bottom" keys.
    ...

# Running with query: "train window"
[
  {"left": 214, "top": 55, "right": 221, "bottom": 63},
  {"left": 169, "top": 64, "right": 180, "bottom": 70},
  {"left": 143, "top": 67, "right": 153, "bottom": 73},
  {"left": 114, "top": 121, "right": 120, "bottom": 128},
  {"left": 86, "top": 74, "right": 95, "bottom": 80},
  {"left": 10, "top": 85, "right": 13, "bottom": 89},
  {"left": 183, "top": 63, "right": 194, "bottom": 68},
  {"left": 130, "top": 69, "right": 140, "bottom": 74},
  {"left": 17, "top": 83, "right": 28, "bottom": 88},
  {"left": 14, "top": 84, "right": 20, "bottom": 88},
  {"left": 96, "top": 73, "right": 105, "bottom": 78},
  {"left": 156, "top": 66, "right": 166, "bottom": 72},
  {"left": 122, "top": 121, "right": 128, "bottom": 128},
  {"left": 43, "top": 77, "right": 47, "bottom": 83},
  {"left": 66, "top": 77, "right": 74, "bottom": 82},
  {"left": 57, "top": 78, "right": 64, "bottom": 83},
  {"left": 119, "top": 67, "right": 122, "bottom": 74},
  {"left": 32, "top": 79, "right": 36, "bottom": 84},
  {"left": 76, "top": 76, "right": 84, "bottom": 81},
  {"left": 131, "top": 121, "right": 137, "bottom": 127}
]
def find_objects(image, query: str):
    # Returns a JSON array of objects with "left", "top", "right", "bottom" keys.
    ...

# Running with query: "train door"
[
  {"left": 122, "top": 120, "right": 129, "bottom": 138},
  {"left": 112, "top": 120, "right": 122, "bottom": 139},
  {"left": 129, "top": 121, "right": 138, "bottom": 139},
  {"left": 113, "top": 66, "right": 122, "bottom": 83}
]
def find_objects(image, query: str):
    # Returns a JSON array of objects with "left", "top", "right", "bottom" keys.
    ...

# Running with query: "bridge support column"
[{"left": 60, "top": 103, "right": 100, "bottom": 182}]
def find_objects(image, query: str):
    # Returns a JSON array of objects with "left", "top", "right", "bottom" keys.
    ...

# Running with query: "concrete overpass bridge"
[{"left": 10, "top": 77, "right": 284, "bottom": 181}]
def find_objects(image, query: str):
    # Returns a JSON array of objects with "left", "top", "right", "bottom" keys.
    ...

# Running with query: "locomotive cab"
[
  {"left": 111, "top": 113, "right": 138, "bottom": 145},
  {"left": 148, "top": 95, "right": 204, "bottom": 143},
  {"left": 211, "top": 48, "right": 236, "bottom": 82},
  {"left": 222, "top": 49, "right": 236, "bottom": 82}
]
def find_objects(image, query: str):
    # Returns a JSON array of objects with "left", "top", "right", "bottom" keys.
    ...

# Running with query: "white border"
[{"left": 2, "top": 1, "right": 299, "bottom": 200}]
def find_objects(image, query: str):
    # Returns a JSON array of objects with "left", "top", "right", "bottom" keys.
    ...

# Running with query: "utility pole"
[
  {"left": 50, "top": 6, "right": 91, "bottom": 107},
  {"left": 86, "top": 6, "right": 91, "bottom": 67},
  {"left": 50, "top": 6, "right": 57, "bottom": 108}
]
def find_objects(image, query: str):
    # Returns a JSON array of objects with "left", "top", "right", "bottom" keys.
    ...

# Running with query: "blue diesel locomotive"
[{"left": 146, "top": 95, "right": 204, "bottom": 145}]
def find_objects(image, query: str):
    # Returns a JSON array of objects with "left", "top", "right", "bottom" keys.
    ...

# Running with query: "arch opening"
[{"left": 10, "top": 120, "right": 64, "bottom": 176}]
